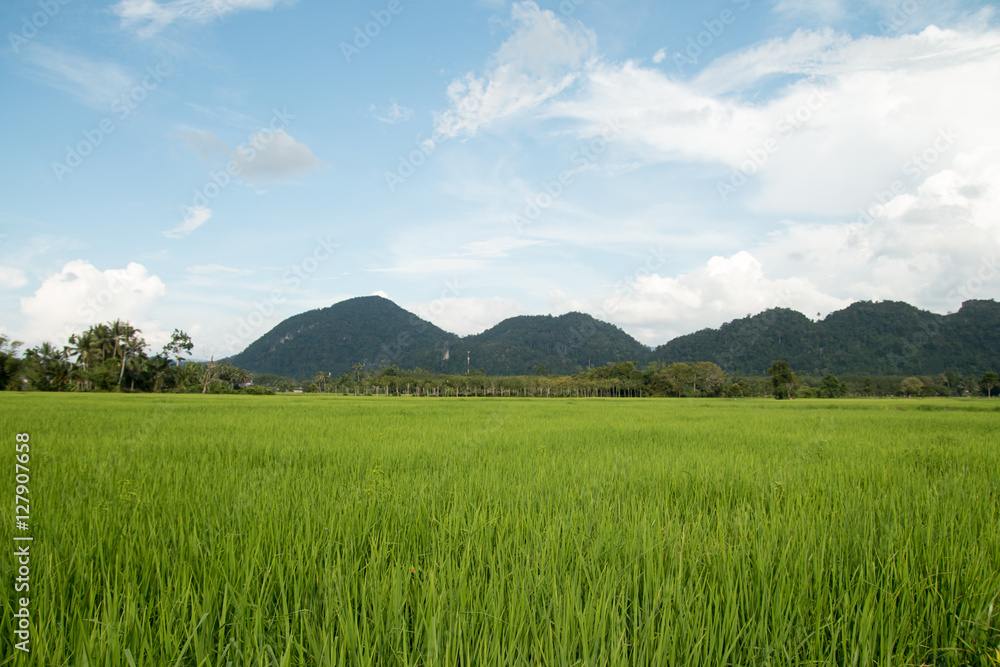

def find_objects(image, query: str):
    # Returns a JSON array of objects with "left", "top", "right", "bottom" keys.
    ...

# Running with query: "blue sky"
[{"left": 1, "top": 0, "right": 999, "bottom": 359}]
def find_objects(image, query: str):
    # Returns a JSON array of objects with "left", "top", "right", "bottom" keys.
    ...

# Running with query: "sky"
[{"left": 1, "top": 0, "right": 999, "bottom": 359}]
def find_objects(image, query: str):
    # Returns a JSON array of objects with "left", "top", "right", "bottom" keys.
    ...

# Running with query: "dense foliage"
[{"left": 0, "top": 323, "right": 262, "bottom": 395}]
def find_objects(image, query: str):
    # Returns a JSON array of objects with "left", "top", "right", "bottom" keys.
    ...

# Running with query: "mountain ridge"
[{"left": 226, "top": 296, "right": 1000, "bottom": 378}]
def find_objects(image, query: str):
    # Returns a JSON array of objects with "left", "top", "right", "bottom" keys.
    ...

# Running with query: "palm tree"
[
  {"left": 116, "top": 324, "right": 144, "bottom": 388},
  {"left": 69, "top": 331, "right": 98, "bottom": 390}
]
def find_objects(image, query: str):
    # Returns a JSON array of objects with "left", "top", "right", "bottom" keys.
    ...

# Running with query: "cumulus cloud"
[
  {"left": 433, "top": 1, "right": 597, "bottom": 139},
  {"left": 19, "top": 261, "right": 167, "bottom": 346},
  {"left": 553, "top": 251, "right": 848, "bottom": 345},
  {"left": 114, "top": 0, "right": 292, "bottom": 36},
  {"left": 570, "top": 148, "right": 1000, "bottom": 345}
]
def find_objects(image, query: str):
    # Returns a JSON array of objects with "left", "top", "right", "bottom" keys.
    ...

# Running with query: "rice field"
[{"left": 1, "top": 394, "right": 999, "bottom": 666}]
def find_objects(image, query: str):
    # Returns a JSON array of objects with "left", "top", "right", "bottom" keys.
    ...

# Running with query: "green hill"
[
  {"left": 228, "top": 296, "right": 1000, "bottom": 379},
  {"left": 227, "top": 296, "right": 459, "bottom": 378},
  {"left": 651, "top": 300, "right": 1000, "bottom": 376},
  {"left": 446, "top": 312, "right": 653, "bottom": 376}
]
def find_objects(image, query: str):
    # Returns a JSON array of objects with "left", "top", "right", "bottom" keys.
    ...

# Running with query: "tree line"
[
  {"left": 265, "top": 360, "right": 1000, "bottom": 400},
  {"left": 2, "top": 322, "right": 997, "bottom": 399},
  {"left": 0, "top": 321, "right": 268, "bottom": 394}
]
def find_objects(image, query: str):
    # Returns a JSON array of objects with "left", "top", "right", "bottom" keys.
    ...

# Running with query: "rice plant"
[{"left": 1, "top": 394, "right": 998, "bottom": 665}]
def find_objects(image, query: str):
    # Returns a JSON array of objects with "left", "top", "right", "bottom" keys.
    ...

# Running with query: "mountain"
[
  {"left": 228, "top": 297, "right": 651, "bottom": 378},
  {"left": 228, "top": 296, "right": 1000, "bottom": 379},
  {"left": 227, "top": 296, "right": 459, "bottom": 378},
  {"left": 448, "top": 312, "right": 652, "bottom": 376},
  {"left": 651, "top": 300, "right": 1000, "bottom": 376}
]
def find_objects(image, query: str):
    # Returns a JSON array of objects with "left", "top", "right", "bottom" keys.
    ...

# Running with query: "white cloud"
[
  {"left": 433, "top": 1, "right": 597, "bottom": 138},
  {"left": 19, "top": 261, "right": 168, "bottom": 346},
  {"left": 371, "top": 100, "right": 414, "bottom": 124},
  {"left": 114, "top": 0, "right": 292, "bottom": 36},
  {"left": 652, "top": 48, "right": 667, "bottom": 64},
  {"left": 542, "top": 25, "right": 1000, "bottom": 218},
  {"left": 558, "top": 251, "right": 849, "bottom": 345},
  {"left": 0, "top": 267, "right": 28, "bottom": 289},
  {"left": 165, "top": 206, "right": 212, "bottom": 239},
  {"left": 570, "top": 148, "right": 1000, "bottom": 345},
  {"left": 754, "top": 148, "right": 1000, "bottom": 310}
]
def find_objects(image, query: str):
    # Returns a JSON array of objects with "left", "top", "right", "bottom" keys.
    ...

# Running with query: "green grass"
[{"left": 1, "top": 394, "right": 999, "bottom": 665}]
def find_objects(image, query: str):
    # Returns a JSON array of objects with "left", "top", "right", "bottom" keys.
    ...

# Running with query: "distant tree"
[
  {"left": 665, "top": 363, "right": 694, "bottom": 397},
  {"left": 900, "top": 376, "right": 925, "bottom": 397},
  {"left": 691, "top": 361, "right": 725, "bottom": 396},
  {"left": 0, "top": 335, "right": 22, "bottom": 390},
  {"left": 313, "top": 371, "right": 331, "bottom": 392},
  {"left": 767, "top": 360, "right": 798, "bottom": 400},
  {"left": 819, "top": 373, "right": 847, "bottom": 398},
  {"left": 534, "top": 363, "right": 547, "bottom": 376},
  {"left": 728, "top": 379, "right": 751, "bottom": 397},
  {"left": 982, "top": 372, "right": 999, "bottom": 398},
  {"left": 862, "top": 378, "right": 874, "bottom": 397},
  {"left": 24, "top": 342, "right": 72, "bottom": 391}
]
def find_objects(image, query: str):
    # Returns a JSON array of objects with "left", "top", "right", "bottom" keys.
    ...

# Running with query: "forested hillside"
[{"left": 227, "top": 296, "right": 1000, "bottom": 379}]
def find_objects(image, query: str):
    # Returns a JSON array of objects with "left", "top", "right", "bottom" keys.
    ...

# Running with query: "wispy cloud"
[
  {"left": 19, "top": 44, "right": 134, "bottom": 108},
  {"left": 371, "top": 99, "right": 414, "bottom": 125},
  {"left": 113, "top": 0, "right": 294, "bottom": 36},
  {"left": 433, "top": 1, "right": 597, "bottom": 138},
  {"left": 165, "top": 206, "right": 212, "bottom": 239}
]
